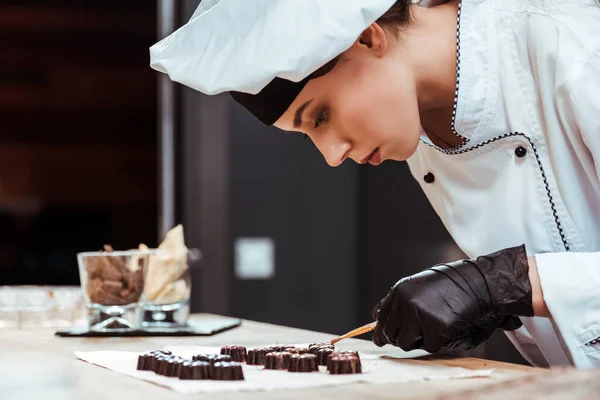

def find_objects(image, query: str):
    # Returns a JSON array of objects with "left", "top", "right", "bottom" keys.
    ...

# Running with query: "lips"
[
  {"left": 361, "top": 148, "right": 378, "bottom": 165},
  {"left": 365, "top": 148, "right": 382, "bottom": 166}
]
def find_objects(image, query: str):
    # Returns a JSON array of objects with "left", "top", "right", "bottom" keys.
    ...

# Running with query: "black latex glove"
[{"left": 372, "top": 245, "right": 533, "bottom": 353}]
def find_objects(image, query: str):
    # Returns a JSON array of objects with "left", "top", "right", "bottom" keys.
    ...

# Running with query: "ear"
[{"left": 357, "top": 23, "right": 388, "bottom": 56}]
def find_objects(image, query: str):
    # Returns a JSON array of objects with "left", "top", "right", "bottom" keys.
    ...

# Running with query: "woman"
[{"left": 150, "top": 0, "right": 600, "bottom": 368}]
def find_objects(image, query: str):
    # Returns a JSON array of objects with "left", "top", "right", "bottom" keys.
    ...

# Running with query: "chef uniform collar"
[{"left": 149, "top": 0, "right": 396, "bottom": 125}]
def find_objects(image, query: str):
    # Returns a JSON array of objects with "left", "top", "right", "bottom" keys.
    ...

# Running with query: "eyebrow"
[{"left": 293, "top": 98, "right": 314, "bottom": 128}]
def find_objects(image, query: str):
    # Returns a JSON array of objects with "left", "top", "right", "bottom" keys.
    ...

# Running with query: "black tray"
[{"left": 55, "top": 317, "right": 241, "bottom": 337}]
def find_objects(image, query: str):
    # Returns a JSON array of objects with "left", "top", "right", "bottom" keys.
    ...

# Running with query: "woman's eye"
[{"left": 314, "top": 109, "right": 329, "bottom": 128}]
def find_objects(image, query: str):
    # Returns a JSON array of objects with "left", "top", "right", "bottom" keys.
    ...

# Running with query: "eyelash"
[
  {"left": 302, "top": 109, "right": 328, "bottom": 141},
  {"left": 314, "top": 109, "right": 329, "bottom": 129}
]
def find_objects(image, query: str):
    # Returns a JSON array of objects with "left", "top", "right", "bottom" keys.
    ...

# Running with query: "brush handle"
[{"left": 330, "top": 322, "right": 376, "bottom": 345}]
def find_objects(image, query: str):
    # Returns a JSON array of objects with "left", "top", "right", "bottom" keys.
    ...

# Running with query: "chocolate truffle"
[
  {"left": 137, "top": 352, "right": 153, "bottom": 371},
  {"left": 247, "top": 348, "right": 269, "bottom": 365},
  {"left": 205, "top": 354, "right": 232, "bottom": 365},
  {"left": 327, "top": 354, "right": 362, "bottom": 374},
  {"left": 163, "top": 357, "right": 185, "bottom": 377},
  {"left": 264, "top": 351, "right": 292, "bottom": 370},
  {"left": 316, "top": 347, "right": 335, "bottom": 366},
  {"left": 220, "top": 346, "right": 248, "bottom": 362},
  {"left": 191, "top": 353, "right": 212, "bottom": 362},
  {"left": 179, "top": 361, "right": 211, "bottom": 380},
  {"left": 308, "top": 343, "right": 334, "bottom": 355},
  {"left": 288, "top": 354, "right": 318, "bottom": 372},
  {"left": 332, "top": 350, "right": 360, "bottom": 360},
  {"left": 150, "top": 353, "right": 169, "bottom": 372},
  {"left": 212, "top": 361, "right": 245, "bottom": 381},
  {"left": 267, "top": 345, "right": 292, "bottom": 352},
  {"left": 140, "top": 350, "right": 171, "bottom": 372},
  {"left": 154, "top": 354, "right": 173, "bottom": 375},
  {"left": 282, "top": 347, "right": 310, "bottom": 354}
]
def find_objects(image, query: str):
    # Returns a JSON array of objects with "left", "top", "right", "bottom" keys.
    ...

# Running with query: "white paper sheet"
[{"left": 75, "top": 345, "right": 493, "bottom": 394}]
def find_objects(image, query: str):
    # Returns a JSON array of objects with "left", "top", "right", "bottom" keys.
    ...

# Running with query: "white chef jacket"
[{"left": 406, "top": 0, "right": 600, "bottom": 368}]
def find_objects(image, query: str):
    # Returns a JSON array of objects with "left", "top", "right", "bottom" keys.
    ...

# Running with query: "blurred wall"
[{"left": 0, "top": 1, "right": 158, "bottom": 284}]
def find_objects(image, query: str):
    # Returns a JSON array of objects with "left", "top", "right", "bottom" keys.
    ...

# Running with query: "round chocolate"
[
  {"left": 267, "top": 345, "right": 289, "bottom": 352},
  {"left": 316, "top": 347, "right": 335, "bottom": 366},
  {"left": 332, "top": 350, "right": 360, "bottom": 360},
  {"left": 247, "top": 348, "right": 269, "bottom": 366},
  {"left": 212, "top": 361, "right": 245, "bottom": 381},
  {"left": 220, "top": 346, "right": 248, "bottom": 362},
  {"left": 179, "top": 361, "right": 211, "bottom": 380},
  {"left": 164, "top": 357, "right": 185, "bottom": 377},
  {"left": 288, "top": 354, "right": 318, "bottom": 372},
  {"left": 308, "top": 343, "right": 334, "bottom": 355},
  {"left": 137, "top": 352, "right": 153, "bottom": 371},
  {"left": 264, "top": 351, "right": 292, "bottom": 370},
  {"left": 327, "top": 354, "right": 362, "bottom": 374},
  {"left": 191, "top": 353, "right": 211, "bottom": 362},
  {"left": 281, "top": 346, "right": 310, "bottom": 354},
  {"left": 206, "top": 354, "right": 232, "bottom": 365},
  {"left": 149, "top": 351, "right": 173, "bottom": 372},
  {"left": 154, "top": 355, "right": 172, "bottom": 375}
]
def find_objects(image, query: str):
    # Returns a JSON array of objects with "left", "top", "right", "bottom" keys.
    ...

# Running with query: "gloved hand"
[{"left": 372, "top": 245, "right": 534, "bottom": 353}]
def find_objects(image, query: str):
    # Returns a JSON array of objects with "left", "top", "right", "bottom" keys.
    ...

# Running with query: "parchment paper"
[{"left": 75, "top": 345, "right": 493, "bottom": 394}]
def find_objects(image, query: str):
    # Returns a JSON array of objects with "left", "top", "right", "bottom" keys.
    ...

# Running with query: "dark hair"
[
  {"left": 309, "top": 0, "right": 412, "bottom": 79},
  {"left": 375, "top": 0, "right": 412, "bottom": 34}
]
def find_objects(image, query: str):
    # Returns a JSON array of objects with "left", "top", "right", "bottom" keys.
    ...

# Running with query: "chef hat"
[{"left": 150, "top": 0, "right": 396, "bottom": 125}]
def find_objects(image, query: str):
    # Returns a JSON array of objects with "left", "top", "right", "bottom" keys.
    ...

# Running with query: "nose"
[{"left": 312, "top": 132, "right": 352, "bottom": 167}]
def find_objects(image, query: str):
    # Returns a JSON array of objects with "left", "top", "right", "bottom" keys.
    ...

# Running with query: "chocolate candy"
[
  {"left": 308, "top": 343, "right": 334, "bottom": 355},
  {"left": 327, "top": 354, "right": 362, "bottom": 374},
  {"left": 163, "top": 357, "right": 185, "bottom": 377},
  {"left": 205, "top": 354, "right": 232, "bottom": 365},
  {"left": 179, "top": 360, "right": 211, "bottom": 380},
  {"left": 316, "top": 347, "right": 335, "bottom": 366},
  {"left": 212, "top": 361, "right": 245, "bottom": 381},
  {"left": 282, "top": 347, "right": 310, "bottom": 354},
  {"left": 332, "top": 350, "right": 360, "bottom": 361},
  {"left": 149, "top": 352, "right": 169, "bottom": 372},
  {"left": 247, "top": 348, "right": 269, "bottom": 366},
  {"left": 267, "top": 345, "right": 293, "bottom": 352},
  {"left": 264, "top": 351, "right": 292, "bottom": 370},
  {"left": 137, "top": 352, "right": 153, "bottom": 370},
  {"left": 288, "top": 354, "right": 318, "bottom": 372},
  {"left": 220, "top": 346, "right": 248, "bottom": 362},
  {"left": 154, "top": 354, "right": 172, "bottom": 375},
  {"left": 191, "top": 353, "right": 211, "bottom": 362}
]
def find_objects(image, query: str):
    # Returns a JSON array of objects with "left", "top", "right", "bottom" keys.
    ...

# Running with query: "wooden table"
[{"left": 0, "top": 314, "right": 541, "bottom": 400}]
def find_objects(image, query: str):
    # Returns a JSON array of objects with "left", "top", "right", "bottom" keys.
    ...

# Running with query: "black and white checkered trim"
[{"left": 421, "top": 132, "right": 570, "bottom": 251}]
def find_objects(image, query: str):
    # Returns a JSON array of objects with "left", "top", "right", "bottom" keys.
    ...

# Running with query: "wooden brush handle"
[{"left": 330, "top": 322, "right": 376, "bottom": 345}]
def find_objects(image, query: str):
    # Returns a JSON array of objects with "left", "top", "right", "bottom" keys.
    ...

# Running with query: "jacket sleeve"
[{"left": 535, "top": 49, "right": 600, "bottom": 369}]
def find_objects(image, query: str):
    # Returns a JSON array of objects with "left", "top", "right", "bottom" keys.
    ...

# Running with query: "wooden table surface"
[{"left": 0, "top": 314, "right": 542, "bottom": 400}]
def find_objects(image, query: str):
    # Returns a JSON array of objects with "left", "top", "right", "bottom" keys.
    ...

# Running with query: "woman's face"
[{"left": 274, "top": 35, "right": 421, "bottom": 167}]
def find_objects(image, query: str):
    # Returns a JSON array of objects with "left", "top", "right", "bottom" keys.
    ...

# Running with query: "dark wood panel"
[
  {"left": 0, "top": 110, "right": 156, "bottom": 143},
  {"left": 0, "top": 6, "right": 154, "bottom": 37},
  {"left": 0, "top": 1, "right": 159, "bottom": 285},
  {"left": 0, "top": 143, "right": 156, "bottom": 205}
]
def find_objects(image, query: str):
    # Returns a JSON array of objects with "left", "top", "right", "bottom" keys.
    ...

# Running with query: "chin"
[{"left": 389, "top": 140, "right": 420, "bottom": 162}]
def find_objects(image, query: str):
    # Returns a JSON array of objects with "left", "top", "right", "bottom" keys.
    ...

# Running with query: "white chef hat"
[{"left": 150, "top": 0, "right": 396, "bottom": 125}]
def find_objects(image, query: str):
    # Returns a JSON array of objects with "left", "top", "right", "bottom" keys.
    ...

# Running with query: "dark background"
[
  {"left": 0, "top": 0, "right": 524, "bottom": 365},
  {"left": 0, "top": 0, "right": 158, "bottom": 285}
]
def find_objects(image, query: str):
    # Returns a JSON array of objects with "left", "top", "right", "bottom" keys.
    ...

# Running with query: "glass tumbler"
[
  {"left": 141, "top": 249, "right": 200, "bottom": 328},
  {"left": 77, "top": 250, "right": 151, "bottom": 331}
]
